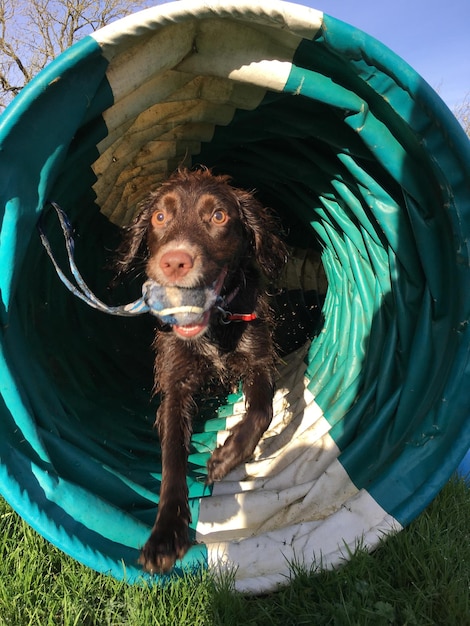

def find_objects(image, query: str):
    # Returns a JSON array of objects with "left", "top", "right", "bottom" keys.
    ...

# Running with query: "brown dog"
[{"left": 116, "top": 168, "right": 286, "bottom": 573}]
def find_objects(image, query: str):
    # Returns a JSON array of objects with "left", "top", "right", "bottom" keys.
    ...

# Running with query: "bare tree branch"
[
  {"left": 0, "top": 0, "right": 32, "bottom": 98},
  {"left": 0, "top": 0, "right": 153, "bottom": 110},
  {"left": 453, "top": 93, "right": 470, "bottom": 138}
]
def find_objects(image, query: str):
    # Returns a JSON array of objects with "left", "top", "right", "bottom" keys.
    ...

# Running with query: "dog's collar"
[
  {"left": 218, "top": 309, "right": 258, "bottom": 324},
  {"left": 215, "top": 284, "right": 257, "bottom": 324},
  {"left": 38, "top": 201, "right": 257, "bottom": 325}
]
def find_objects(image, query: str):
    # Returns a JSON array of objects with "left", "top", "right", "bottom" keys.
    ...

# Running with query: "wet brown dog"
[{"left": 116, "top": 168, "right": 286, "bottom": 573}]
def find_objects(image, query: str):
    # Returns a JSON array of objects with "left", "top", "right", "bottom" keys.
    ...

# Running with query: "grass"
[{"left": 0, "top": 478, "right": 469, "bottom": 625}]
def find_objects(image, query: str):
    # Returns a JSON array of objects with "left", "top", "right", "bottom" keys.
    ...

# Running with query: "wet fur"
[{"left": 116, "top": 168, "right": 286, "bottom": 573}]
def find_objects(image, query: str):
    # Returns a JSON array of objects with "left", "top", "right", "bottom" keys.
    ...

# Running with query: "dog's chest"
[{"left": 191, "top": 329, "right": 251, "bottom": 383}]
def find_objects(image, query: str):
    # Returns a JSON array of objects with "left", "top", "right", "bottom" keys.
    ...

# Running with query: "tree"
[
  {"left": 453, "top": 93, "right": 470, "bottom": 138},
  {"left": 0, "top": 0, "right": 152, "bottom": 110}
]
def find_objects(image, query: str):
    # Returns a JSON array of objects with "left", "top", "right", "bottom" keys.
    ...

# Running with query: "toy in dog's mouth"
[
  {"left": 37, "top": 203, "right": 255, "bottom": 332},
  {"left": 142, "top": 268, "right": 227, "bottom": 338},
  {"left": 172, "top": 309, "right": 212, "bottom": 339}
]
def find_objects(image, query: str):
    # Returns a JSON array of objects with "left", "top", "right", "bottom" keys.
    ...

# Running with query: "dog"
[{"left": 116, "top": 168, "right": 287, "bottom": 573}]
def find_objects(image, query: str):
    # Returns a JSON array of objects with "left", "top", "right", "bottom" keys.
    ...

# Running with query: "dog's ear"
[
  {"left": 114, "top": 199, "right": 154, "bottom": 276},
  {"left": 235, "top": 190, "right": 287, "bottom": 281}
]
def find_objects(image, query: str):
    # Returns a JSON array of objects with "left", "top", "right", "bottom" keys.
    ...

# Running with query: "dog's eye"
[
  {"left": 211, "top": 210, "right": 228, "bottom": 225},
  {"left": 151, "top": 210, "right": 166, "bottom": 227}
]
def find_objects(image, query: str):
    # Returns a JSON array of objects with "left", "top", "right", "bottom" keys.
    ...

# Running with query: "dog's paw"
[
  {"left": 207, "top": 435, "right": 247, "bottom": 483},
  {"left": 207, "top": 419, "right": 268, "bottom": 483},
  {"left": 138, "top": 519, "right": 191, "bottom": 574}
]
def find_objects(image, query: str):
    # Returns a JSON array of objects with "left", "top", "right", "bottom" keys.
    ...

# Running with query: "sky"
[
  {"left": 304, "top": 0, "right": 470, "bottom": 110},
  {"left": 149, "top": 0, "right": 469, "bottom": 112}
]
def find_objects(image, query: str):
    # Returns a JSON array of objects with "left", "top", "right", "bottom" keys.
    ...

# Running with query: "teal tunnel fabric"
[{"left": 1, "top": 0, "right": 469, "bottom": 593}]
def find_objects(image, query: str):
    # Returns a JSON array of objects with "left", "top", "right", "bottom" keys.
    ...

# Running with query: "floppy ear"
[
  {"left": 114, "top": 198, "right": 154, "bottom": 276},
  {"left": 235, "top": 190, "right": 287, "bottom": 281}
]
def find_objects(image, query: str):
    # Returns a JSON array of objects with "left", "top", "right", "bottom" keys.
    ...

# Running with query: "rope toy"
[{"left": 37, "top": 202, "right": 256, "bottom": 327}]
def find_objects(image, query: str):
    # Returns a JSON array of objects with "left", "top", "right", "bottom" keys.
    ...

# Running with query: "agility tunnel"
[{"left": 1, "top": 0, "right": 470, "bottom": 593}]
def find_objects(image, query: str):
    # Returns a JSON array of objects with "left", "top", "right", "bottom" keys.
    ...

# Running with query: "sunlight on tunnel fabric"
[{"left": 0, "top": 0, "right": 469, "bottom": 593}]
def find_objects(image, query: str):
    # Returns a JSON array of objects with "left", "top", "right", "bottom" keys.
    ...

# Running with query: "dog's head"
[{"left": 116, "top": 168, "right": 286, "bottom": 337}]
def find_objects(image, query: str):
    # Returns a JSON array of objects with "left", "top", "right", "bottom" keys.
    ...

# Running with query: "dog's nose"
[{"left": 159, "top": 250, "right": 194, "bottom": 280}]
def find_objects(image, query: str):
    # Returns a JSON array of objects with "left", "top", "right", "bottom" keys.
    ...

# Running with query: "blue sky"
[
  {"left": 153, "top": 0, "right": 468, "bottom": 111},
  {"left": 305, "top": 0, "right": 469, "bottom": 110}
]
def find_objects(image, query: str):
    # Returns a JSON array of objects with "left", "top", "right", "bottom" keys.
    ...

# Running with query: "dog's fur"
[{"left": 116, "top": 168, "right": 286, "bottom": 573}]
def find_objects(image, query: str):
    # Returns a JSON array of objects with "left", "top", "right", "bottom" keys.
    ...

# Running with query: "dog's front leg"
[
  {"left": 207, "top": 367, "right": 274, "bottom": 483},
  {"left": 139, "top": 362, "right": 198, "bottom": 573}
]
